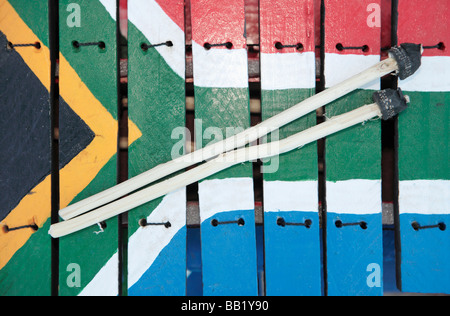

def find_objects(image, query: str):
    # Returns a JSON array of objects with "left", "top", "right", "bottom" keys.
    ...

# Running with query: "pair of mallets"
[{"left": 49, "top": 43, "right": 423, "bottom": 238}]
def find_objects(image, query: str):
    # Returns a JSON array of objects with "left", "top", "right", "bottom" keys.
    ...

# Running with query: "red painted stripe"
[
  {"left": 260, "top": 0, "right": 315, "bottom": 54},
  {"left": 154, "top": 0, "right": 185, "bottom": 32},
  {"left": 325, "top": 0, "right": 381, "bottom": 55},
  {"left": 397, "top": 0, "right": 449, "bottom": 57},
  {"left": 190, "top": 0, "right": 246, "bottom": 49},
  {"left": 380, "top": 0, "right": 391, "bottom": 53}
]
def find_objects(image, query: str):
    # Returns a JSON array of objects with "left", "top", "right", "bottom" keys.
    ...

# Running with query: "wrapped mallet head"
[
  {"left": 373, "top": 88, "right": 410, "bottom": 120},
  {"left": 388, "top": 43, "right": 423, "bottom": 80}
]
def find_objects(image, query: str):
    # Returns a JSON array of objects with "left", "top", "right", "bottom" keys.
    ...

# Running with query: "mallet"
[
  {"left": 49, "top": 88, "right": 410, "bottom": 238},
  {"left": 58, "top": 43, "right": 422, "bottom": 222}
]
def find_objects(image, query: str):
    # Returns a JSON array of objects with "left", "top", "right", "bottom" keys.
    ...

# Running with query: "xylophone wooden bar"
[
  {"left": 259, "top": 0, "right": 321, "bottom": 296},
  {"left": 190, "top": 0, "right": 258, "bottom": 296},
  {"left": 396, "top": 0, "right": 449, "bottom": 294},
  {"left": 323, "top": 0, "right": 383, "bottom": 296},
  {"left": 0, "top": 0, "right": 52, "bottom": 296},
  {"left": 127, "top": 0, "right": 187, "bottom": 296},
  {"left": 58, "top": 0, "right": 119, "bottom": 296}
]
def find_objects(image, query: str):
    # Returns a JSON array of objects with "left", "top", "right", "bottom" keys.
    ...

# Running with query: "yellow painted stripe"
[
  {"left": 0, "top": 1, "right": 141, "bottom": 270},
  {"left": 58, "top": 53, "right": 141, "bottom": 208},
  {"left": 58, "top": 55, "right": 118, "bottom": 209}
]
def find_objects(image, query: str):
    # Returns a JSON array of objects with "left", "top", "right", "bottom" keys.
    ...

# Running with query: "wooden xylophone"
[{"left": 0, "top": 0, "right": 448, "bottom": 296}]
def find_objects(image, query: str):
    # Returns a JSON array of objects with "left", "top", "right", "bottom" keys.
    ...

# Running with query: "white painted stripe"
[
  {"left": 79, "top": 188, "right": 187, "bottom": 295},
  {"left": 325, "top": 53, "right": 380, "bottom": 90},
  {"left": 260, "top": 52, "right": 316, "bottom": 90},
  {"left": 127, "top": 188, "right": 186, "bottom": 288},
  {"left": 128, "top": 0, "right": 185, "bottom": 79},
  {"left": 326, "top": 179, "right": 381, "bottom": 214},
  {"left": 198, "top": 178, "right": 255, "bottom": 222},
  {"left": 399, "top": 180, "right": 450, "bottom": 215},
  {"left": 398, "top": 56, "right": 450, "bottom": 92},
  {"left": 98, "top": 0, "right": 116, "bottom": 21},
  {"left": 263, "top": 180, "right": 318, "bottom": 212},
  {"left": 192, "top": 42, "right": 249, "bottom": 88},
  {"left": 79, "top": 252, "right": 118, "bottom": 296}
]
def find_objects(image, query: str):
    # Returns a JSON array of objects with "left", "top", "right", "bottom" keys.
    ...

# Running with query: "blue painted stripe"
[
  {"left": 264, "top": 211, "right": 322, "bottom": 296},
  {"left": 400, "top": 213, "right": 450, "bottom": 294},
  {"left": 326, "top": 212, "right": 383, "bottom": 296},
  {"left": 201, "top": 210, "right": 258, "bottom": 296},
  {"left": 129, "top": 226, "right": 187, "bottom": 296}
]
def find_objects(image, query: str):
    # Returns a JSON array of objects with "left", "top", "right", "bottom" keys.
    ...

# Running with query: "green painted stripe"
[
  {"left": 194, "top": 87, "right": 253, "bottom": 180},
  {"left": 398, "top": 91, "right": 449, "bottom": 181},
  {"left": 261, "top": 88, "right": 317, "bottom": 182},
  {"left": 325, "top": 89, "right": 381, "bottom": 182}
]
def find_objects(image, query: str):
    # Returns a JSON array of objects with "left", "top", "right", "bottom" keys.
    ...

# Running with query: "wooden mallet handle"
[
  {"left": 58, "top": 44, "right": 421, "bottom": 222},
  {"left": 49, "top": 88, "right": 410, "bottom": 238}
]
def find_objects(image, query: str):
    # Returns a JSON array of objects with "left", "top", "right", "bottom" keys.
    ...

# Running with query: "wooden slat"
[
  {"left": 259, "top": 0, "right": 321, "bottom": 296},
  {"left": 324, "top": 0, "right": 383, "bottom": 296},
  {"left": 127, "top": 0, "right": 187, "bottom": 296},
  {"left": 396, "top": 0, "right": 450, "bottom": 294},
  {"left": 58, "top": 0, "right": 119, "bottom": 296},
  {"left": 0, "top": 0, "right": 51, "bottom": 296},
  {"left": 190, "top": 0, "right": 258, "bottom": 295}
]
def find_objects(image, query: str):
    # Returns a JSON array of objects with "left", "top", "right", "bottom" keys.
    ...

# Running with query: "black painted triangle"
[{"left": 0, "top": 31, "right": 94, "bottom": 221}]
